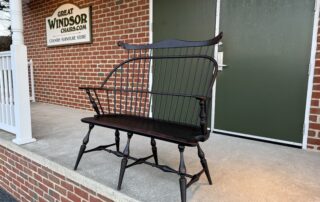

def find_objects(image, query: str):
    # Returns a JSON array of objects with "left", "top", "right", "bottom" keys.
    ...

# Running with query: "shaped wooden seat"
[{"left": 82, "top": 115, "right": 208, "bottom": 146}]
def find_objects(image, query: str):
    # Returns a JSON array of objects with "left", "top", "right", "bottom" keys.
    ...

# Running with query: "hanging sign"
[{"left": 46, "top": 3, "right": 92, "bottom": 47}]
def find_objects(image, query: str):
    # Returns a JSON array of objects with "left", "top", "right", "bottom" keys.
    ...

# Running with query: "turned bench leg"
[
  {"left": 115, "top": 129, "right": 120, "bottom": 152},
  {"left": 151, "top": 138, "right": 158, "bottom": 165},
  {"left": 197, "top": 143, "right": 212, "bottom": 185},
  {"left": 74, "top": 124, "right": 94, "bottom": 170},
  {"left": 117, "top": 132, "right": 133, "bottom": 190},
  {"left": 178, "top": 145, "right": 187, "bottom": 202}
]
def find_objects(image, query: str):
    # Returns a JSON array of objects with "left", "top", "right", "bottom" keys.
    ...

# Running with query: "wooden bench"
[{"left": 74, "top": 32, "right": 223, "bottom": 202}]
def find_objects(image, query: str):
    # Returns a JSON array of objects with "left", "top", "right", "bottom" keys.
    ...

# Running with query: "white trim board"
[
  {"left": 302, "top": 0, "right": 320, "bottom": 149},
  {"left": 148, "top": 0, "right": 153, "bottom": 118},
  {"left": 211, "top": 0, "right": 221, "bottom": 130},
  {"left": 214, "top": 129, "right": 302, "bottom": 147}
]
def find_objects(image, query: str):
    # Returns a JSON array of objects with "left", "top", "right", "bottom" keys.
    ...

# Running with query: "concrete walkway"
[{"left": 1, "top": 102, "right": 320, "bottom": 202}]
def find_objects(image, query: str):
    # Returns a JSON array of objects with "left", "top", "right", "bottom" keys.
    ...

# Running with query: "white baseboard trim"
[{"left": 213, "top": 129, "right": 302, "bottom": 147}]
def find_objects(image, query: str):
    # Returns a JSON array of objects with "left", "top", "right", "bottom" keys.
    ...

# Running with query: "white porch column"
[{"left": 10, "top": 0, "right": 35, "bottom": 144}]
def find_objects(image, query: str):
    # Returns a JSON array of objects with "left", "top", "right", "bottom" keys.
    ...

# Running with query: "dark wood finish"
[
  {"left": 151, "top": 138, "right": 158, "bottom": 165},
  {"left": 115, "top": 129, "right": 120, "bottom": 152},
  {"left": 117, "top": 132, "right": 133, "bottom": 190},
  {"left": 81, "top": 115, "right": 206, "bottom": 146},
  {"left": 197, "top": 143, "right": 212, "bottom": 185},
  {"left": 74, "top": 124, "right": 94, "bottom": 170},
  {"left": 199, "top": 98, "right": 208, "bottom": 137},
  {"left": 117, "top": 32, "right": 222, "bottom": 50},
  {"left": 178, "top": 145, "right": 187, "bottom": 202},
  {"left": 74, "top": 33, "right": 223, "bottom": 202}
]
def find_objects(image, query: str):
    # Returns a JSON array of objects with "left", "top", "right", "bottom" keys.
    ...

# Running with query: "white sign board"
[{"left": 46, "top": 3, "right": 92, "bottom": 47}]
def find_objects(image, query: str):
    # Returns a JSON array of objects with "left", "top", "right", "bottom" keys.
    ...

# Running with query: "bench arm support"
[
  {"left": 195, "top": 96, "right": 210, "bottom": 142},
  {"left": 85, "top": 89, "right": 101, "bottom": 116},
  {"left": 199, "top": 98, "right": 207, "bottom": 136}
]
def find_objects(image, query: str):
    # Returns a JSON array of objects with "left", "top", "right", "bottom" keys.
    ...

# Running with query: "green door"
[
  {"left": 153, "top": 0, "right": 314, "bottom": 144},
  {"left": 215, "top": 0, "right": 314, "bottom": 144},
  {"left": 153, "top": 0, "right": 217, "bottom": 125},
  {"left": 153, "top": 0, "right": 216, "bottom": 40}
]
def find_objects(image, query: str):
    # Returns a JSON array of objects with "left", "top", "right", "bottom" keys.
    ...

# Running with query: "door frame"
[
  {"left": 302, "top": 0, "right": 320, "bottom": 149},
  {"left": 211, "top": 0, "right": 221, "bottom": 133},
  {"left": 148, "top": 0, "right": 153, "bottom": 118},
  {"left": 149, "top": 0, "right": 319, "bottom": 148}
]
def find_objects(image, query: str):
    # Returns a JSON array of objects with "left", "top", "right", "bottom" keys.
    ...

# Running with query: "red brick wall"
[
  {"left": 0, "top": 145, "right": 113, "bottom": 202},
  {"left": 23, "top": 0, "right": 149, "bottom": 110},
  {"left": 22, "top": 0, "right": 320, "bottom": 151},
  {"left": 308, "top": 18, "right": 320, "bottom": 151}
]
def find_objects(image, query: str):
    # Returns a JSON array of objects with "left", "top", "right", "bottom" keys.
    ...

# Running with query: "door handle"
[
  {"left": 217, "top": 51, "right": 227, "bottom": 71},
  {"left": 219, "top": 64, "right": 228, "bottom": 68}
]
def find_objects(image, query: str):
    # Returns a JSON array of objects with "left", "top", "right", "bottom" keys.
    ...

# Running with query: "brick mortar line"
[{"left": 0, "top": 137, "right": 140, "bottom": 202}]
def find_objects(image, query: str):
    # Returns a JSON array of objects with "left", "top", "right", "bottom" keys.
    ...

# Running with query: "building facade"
[{"left": 21, "top": 0, "right": 320, "bottom": 151}]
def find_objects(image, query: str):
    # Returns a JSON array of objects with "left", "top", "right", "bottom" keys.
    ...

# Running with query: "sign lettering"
[{"left": 46, "top": 4, "right": 92, "bottom": 47}]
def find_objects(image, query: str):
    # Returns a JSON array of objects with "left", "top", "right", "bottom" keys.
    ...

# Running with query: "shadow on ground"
[{"left": 0, "top": 188, "right": 18, "bottom": 202}]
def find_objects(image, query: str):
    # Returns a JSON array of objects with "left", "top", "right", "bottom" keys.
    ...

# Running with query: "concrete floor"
[{"left": 1, "top": 102, "right": 320, "bottom": 202}]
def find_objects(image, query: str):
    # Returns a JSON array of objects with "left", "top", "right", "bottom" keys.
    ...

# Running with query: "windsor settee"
[{"left": 74, "top": 32, "right": 223, "bottom": 202}]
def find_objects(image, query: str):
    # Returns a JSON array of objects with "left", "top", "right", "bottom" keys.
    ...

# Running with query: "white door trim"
[
  {"left": 148, "top": 0, "right": 153, "bottom": 117},
  {"left": 302, "top": 0, "right": 320, "bottom": 149},
  {"left": 211, "top": 0, "right": 221, "bottom": 130},
  {"left": 214, "top": 129, "right": 302, "bottom": 146}
]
